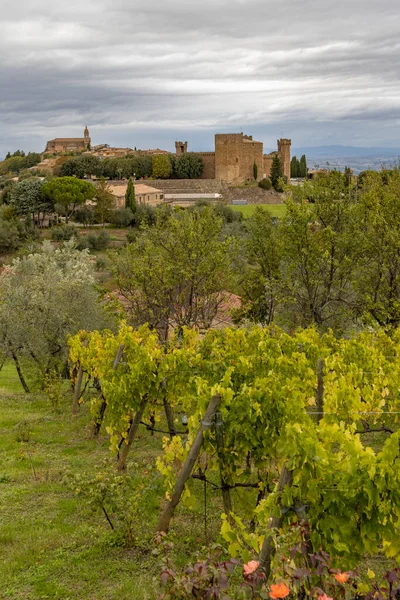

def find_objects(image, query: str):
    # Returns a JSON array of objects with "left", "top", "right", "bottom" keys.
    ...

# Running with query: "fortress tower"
[
  {"left": 277, "top": 138, "right": 291, "bottom": 181},
  {"left": 175, "top": 141, "right": 188, "bottom": 155}
]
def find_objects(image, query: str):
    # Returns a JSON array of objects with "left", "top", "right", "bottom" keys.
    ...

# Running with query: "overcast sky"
[{"left": 1, "top": 0, "right": 400, "bottom": 156}]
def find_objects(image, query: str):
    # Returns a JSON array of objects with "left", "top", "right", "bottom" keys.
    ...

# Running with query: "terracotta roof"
[
  {"left": 47, "top": 138, "right": 86, "bottom": 143},
  {"left": 135, "top": 184, "right": 162, "bottom": 195},
  {"left": 108, "top": 183, "right": 162, "bottom": 197}
]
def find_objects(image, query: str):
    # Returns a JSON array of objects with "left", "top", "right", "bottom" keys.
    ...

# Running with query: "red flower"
[
  {"left": 270, "top": 582, "right": 290, "bottom": 598},
  {"left": 334, "top": 572, "right": 349, "bottom": 584},
  {"left": 243, "top": 560, "right": 260, "bottom": 575}
]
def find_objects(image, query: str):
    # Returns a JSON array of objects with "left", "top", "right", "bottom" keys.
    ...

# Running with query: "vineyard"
[
  {"left": 66, "top": 323, "right": 400, "bottom": 596},
  {"left": 3, "top": 170, "right": 400, "bottom": 598}
]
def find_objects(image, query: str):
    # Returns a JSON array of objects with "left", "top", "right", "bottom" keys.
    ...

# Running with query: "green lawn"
[
  {"left": 0, "top": 365, "right": 224, "bottom": 599},
  {"left": 230, "top": 203, "right": 286, "bottom": 218}
]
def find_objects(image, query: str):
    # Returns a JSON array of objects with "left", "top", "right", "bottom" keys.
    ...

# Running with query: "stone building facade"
[
  {"left": 175, "top": 133, "right": 291, "bottom": 184},
  {"left": 45, "top": 126, "right": 91, "bottom": 154},
  {"left": 108, "top": 182, "right": 164, "bottom": 208}
]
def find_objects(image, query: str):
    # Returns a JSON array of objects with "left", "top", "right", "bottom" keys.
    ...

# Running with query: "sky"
[{"left": 1, "top": 0, "right": 400, "bottom": 156}]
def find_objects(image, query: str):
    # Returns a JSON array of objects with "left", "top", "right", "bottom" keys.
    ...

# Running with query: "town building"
[
  {"left": 45, "top": 126, "right": 91, "bottom": 154},
  {"left": 108, "top": 182, "right": 164, "bottom": 208}
]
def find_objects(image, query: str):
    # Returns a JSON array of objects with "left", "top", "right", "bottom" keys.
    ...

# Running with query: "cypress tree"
[
  {"left": 253, "top": 161, "right": 258, "bottom": 181},
  {"left": 300, "top": 154, "right": 307, "bottom": 178},
  {"left": 270, "top": 155, "right": 282, "bottom": 191},
  {"left": 291, "top": 156, "right": 299, "bottom": 178},
  {"left": 125, "top": 177, "right": 137, "bottom": 213}
]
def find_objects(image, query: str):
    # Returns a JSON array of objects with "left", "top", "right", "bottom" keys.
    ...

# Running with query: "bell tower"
[{"left": 84, "top": 125, "right": 91, "bottom": 148}]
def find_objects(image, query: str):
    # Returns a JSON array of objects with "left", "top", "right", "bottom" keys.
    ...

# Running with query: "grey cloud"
[{"left": 1, "top": 0, "right": 400, "bottom": 156}]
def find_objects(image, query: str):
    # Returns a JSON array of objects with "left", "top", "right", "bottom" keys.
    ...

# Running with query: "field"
[
  {"left": 0, "top": 365, "right": 223, "bottom": 600},
  {"left": 229, "top": 203, "right": 286, "bottom": 218}
]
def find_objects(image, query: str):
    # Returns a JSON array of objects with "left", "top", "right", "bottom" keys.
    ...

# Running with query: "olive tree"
[
  {"left": 0, "top": 241, "right": 111, "bottom": 391},
  {"left": 110, "top": 206, "right": 235, "bottom": 342},
  {"left": 11, "top": 179, "right": 54, "bottom": 225}
]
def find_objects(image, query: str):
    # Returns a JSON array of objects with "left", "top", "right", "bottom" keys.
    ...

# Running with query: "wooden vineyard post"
[
  {"left": 258, "top": 465, "right": 293, "bottom": 580},
  {"left": 92, "top": 343, "right": 125, "bottom": 437},
  {"left": 156, "top": 394, "right": 222, "bottom": 533},
  {"left": 117, "top": 394, "right": 149, "bottom": 471},
  {"left": 316, "top": 358, "right": 324, "bottom": 424},
  {"left": 72, "top": 339, "right": 88, "bottom": 414},
  {"left": 214, "top": 410, "right": 232, "bottom": 519}
]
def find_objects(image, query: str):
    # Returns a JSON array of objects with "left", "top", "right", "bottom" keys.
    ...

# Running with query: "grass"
[
  {"left": 0, "top": 364, "right": 224, "bottom": 599},
  {"left": 230, "top": 203, "right": 286, "bottom": 218}
]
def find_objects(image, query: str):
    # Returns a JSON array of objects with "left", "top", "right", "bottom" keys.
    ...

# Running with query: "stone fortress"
[
  {"left": 176, "top": 134, "right": 291, "bottom": 184},
  {"left": 43, "top": 127, "right": 291, "bottom": 185}
]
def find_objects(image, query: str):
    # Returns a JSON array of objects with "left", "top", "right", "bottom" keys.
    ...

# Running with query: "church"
[{"left": 45, "top": 126, "right": 91, "bottom": 154}]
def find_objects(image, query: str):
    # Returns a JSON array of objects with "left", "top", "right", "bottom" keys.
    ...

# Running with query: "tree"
[
  {"left": 290, "top": 156, "right": 300, "bottom": 178},
  {"left": 100, "top": 158, "right": 119, "bottom": 180},
  {"left": 253, "top": 161, "right": 258, "bottom": 181},
  {"left": 239, "top": 207, "right": 282, "bottom": 324},
  {"left": 42, "top": 177, "right": 95, "bottom": 222},
  {"left": 354, "top": 169, "right": 400, "bottom": 329},
  {"left": 59, "top": 158, "right": 85, "bottom": 178},
  {"left": 110, "top": 207, "right": 235, "bottom": 342},
  {"left": 152, "top": 155, "right": 171, "bottom": 179},
  {"left": 279, "top": 171, "right": 359, "bottom": 331},
  {"left": 0, "top": 241, "right": 111, "bottom": 389},
  {"left": 299, "top": 154, "right": 307, "bottom": 177},
  {"left": 24, "top": 152, "right": 41, "bottom": 169},
  {"left": 174, "top": 153, "right": 204, "bottom": 179},
  {"left": 125, "top": 178, "right": 137, "bottom": 214},
  {"left": 10, "top": 179, "right": 53, "bottom": 225},
  {"left": 270, "top": 155, "right": 282, "bottom": 191},
  {"left": 344, "top": 166, "right": 352, "bottom": 188},
  {"left": 94, "top": 178, "right": 115, "bottom": 227}
]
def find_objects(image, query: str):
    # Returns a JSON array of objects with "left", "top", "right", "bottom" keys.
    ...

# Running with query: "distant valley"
[{"left": 291, "top": 145, "right": 400, "bottom": 174}]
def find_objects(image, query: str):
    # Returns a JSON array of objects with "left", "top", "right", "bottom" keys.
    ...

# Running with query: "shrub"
[
  {"left": 73, "top": 206, "right": 96, "bottom": 226},
  {"left": 95, "top": 257, "right": 107, "bottom": 271},
  {"left": 0, "top": 220, "right": 22, "bottom": 252},
  {"left": 126, "top": 229, "right": 136, "bottom": 244},
  {"left": 258, "top": 177, "right": 272, "bottom": 190},
  {"left": 109, "top": 208, "right": 134, "bottom": 228},
  {"left": 51, "top": 224, "right": 77, "bottom": 241},
  {"left": 87, "top": 230, "right": 110, "bottom": 251},
  {"left": 76, "top": 236, "right": 90, "bottom": 251},
  {"left": 132, "top": 204, "right": 156, "bottom": 227},
  {"left": 213, "top": 203, "right": 243, "bottom": 223}
]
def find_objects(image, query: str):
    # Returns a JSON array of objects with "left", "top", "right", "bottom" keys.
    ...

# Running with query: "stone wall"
[
  {"left": 239, "top": 139, "right": 263, "bottom": 182},
  {"left": 263, "top": 154, "right": 275, "bottom": 178},
  {"left": 140, "top": 179, "right": 224, "bottom": 194},
  {"left": 215, "top": 134, "right": 242, "bottom": 183},
  {"left": 197, "top": 152, "right": 216, "bottom": 179}
]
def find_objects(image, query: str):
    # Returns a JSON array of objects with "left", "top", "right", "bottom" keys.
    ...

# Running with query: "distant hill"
[
  {"left": 292, "top": 146, "right": 400, "bottom": 158},
  {"left": 290, "top": 146, "right": 400, "bottom": 174}
]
